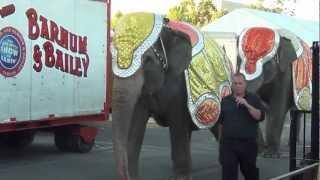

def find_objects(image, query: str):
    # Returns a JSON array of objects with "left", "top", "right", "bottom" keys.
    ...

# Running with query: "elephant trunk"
[{"left": 112, "top": 70, "right": 144, "bottom": 180}]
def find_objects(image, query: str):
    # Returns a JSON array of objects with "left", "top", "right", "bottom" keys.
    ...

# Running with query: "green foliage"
[
  {"left": 167, "top": 0, "right": 228, "bottom": 27},
  {"left": 167, "top": 0, "right": 197, "bottom": 25},
  {"left": 248, "top": 0, "right": 286, "bottom": 14}
]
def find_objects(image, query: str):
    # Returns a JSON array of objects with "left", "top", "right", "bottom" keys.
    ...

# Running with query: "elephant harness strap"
[{"left": 151, "top": 36, "right": 168, "bottom": 71}]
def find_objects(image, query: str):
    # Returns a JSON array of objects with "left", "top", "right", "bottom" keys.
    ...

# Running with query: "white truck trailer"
[{"left": 0, "top": 0, "right": 111, "bottom": 153}]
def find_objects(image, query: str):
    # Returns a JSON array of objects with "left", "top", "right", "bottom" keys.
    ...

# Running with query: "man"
[{"left": 218, "top": 73, "right": 265, "bottom": 180}]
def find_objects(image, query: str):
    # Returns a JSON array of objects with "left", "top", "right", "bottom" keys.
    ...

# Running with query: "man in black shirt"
[{"left": 218, "top": 73, "right": 264, "bottom": 180}]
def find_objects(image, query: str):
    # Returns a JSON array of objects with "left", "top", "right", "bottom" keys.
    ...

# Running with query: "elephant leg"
[
  {"left": 127, "top": 101, "right": 149, "bottom": 179},
  {"left": 168, "top": 114, "right": 193, "bottom": 180},
  {"left": 257, "top": 126, "right": 265, "bottom": 154},
  {"left": 265, "top": 101, "right": 290, "bottom": 157},
  {"left": 209, "top": 125, "right": 219, "bottom": 141},
  {"left": 112, "top": 70, "right": 144, "bottom": 180}
]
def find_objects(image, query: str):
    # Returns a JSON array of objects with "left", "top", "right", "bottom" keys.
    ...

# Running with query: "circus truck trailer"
[{"left": 0, "top": 0, "right": 112, "bottom": 153}]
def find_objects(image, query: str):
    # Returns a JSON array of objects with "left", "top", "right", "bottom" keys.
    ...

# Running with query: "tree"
[
  {"left": 167, "top": 0, "right": 227, "bottom": 27},
  {"left": 167, "top": 0, "right": 197, "bottom": 25},
  {"left": 248, "top": 0, "right": 290, "bottom": 14}
]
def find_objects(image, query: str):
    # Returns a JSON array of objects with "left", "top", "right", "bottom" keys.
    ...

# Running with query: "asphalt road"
[{"left": 0, "top": 120, "right": 299, "bottom": 180}]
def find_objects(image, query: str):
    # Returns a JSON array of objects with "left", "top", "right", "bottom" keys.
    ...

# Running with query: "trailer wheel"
[
  {"left": 54, "top": 126, "right": 96, "bottom": 153},
  {"left": 71, "top": 135, "right": 95, "bottom": 153},
  {"left": 3, "top": 131, "right": 35, "bottom": 148},
  {"left": 54, "top": 131, "right": 69, "bottom": 152}
]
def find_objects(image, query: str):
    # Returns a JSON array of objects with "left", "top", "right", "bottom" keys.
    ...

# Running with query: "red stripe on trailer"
[
  {"left": 0, "top": 113, "right": 105, "bottom": 133},
  {"left": 104, "top": 0, "right": 112, "bottom": 119}
]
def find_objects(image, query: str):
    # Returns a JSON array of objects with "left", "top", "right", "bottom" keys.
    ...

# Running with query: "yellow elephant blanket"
[
  {"left": 168, "top": 21, "right": 232, "bottom": 129},
  {"left": 112, "top": 12, "right": 163, "bottom": 78}
]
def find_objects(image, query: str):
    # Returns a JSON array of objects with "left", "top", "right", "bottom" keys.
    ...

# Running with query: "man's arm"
[
  {"left": 235, "top": 96, "right": 263, "bottom": 121},
  {"left": 245, "top": 103, "right": 262, "bottom": 121}
]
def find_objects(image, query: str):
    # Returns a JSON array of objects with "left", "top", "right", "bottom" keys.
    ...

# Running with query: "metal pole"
[
  {"left": 311, "top": 41, "right": 319, "bottom": 162},
  {"left": 269, "top": 163, "right": 319, "bottom": 180},
  {"left": 290, "top": 110, "right": 298, "bottom": 172},
  {"left": 303, "top": 113, "right": 305, "bottom": 159}
]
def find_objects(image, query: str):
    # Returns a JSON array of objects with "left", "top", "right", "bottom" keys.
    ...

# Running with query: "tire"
[
  {"left": 72, "top": 135, "right": 95, "bottom": 153},
  {"left": 54, "top": 131, "right": 70, "bottom": 152},
  {"left": 3, "top": 131, "right": 35, "bottom": 148},
  {"left": 54, "top": 130, "right": 94, "bottom": 153}
]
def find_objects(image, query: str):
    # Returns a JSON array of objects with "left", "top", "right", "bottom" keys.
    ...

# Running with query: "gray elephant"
[
  {"left": 111, "top": 13, "right": 231, "bottom": 180},
  {"left": 236, "top": 27, "right": 312, "bottom": 156}
]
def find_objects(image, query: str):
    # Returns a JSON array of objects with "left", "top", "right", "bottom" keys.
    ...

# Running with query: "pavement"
[{"left": 0, "top": 119, "right": 311, "bottom": 180}]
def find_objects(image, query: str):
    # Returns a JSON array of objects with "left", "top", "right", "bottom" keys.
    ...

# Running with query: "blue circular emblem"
[{"left": 0, "top": 27, "right": 26, "bottom": 77}]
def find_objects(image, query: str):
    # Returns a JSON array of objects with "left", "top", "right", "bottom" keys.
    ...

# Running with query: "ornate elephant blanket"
[
  {"left": 112, "top": 12, "right": 163, "bottom": 78},
  {"left": 168, "top": 21, "right": 232, "bottom": 129},
  {"left": 238, "top": 27, "right": 312, "bottom": 111}
]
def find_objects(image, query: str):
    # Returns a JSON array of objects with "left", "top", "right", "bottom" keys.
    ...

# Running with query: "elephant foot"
[
  {"left": 168, "top": 174, "right": 192, "bottom": 180},
  {"left": 261, "top": 147, "right": 281, "bottom": 158}
]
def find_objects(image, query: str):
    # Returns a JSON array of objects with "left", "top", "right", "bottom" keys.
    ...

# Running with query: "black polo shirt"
[{"left": 218, "top": 92, "right": 264, "bottom": 140}]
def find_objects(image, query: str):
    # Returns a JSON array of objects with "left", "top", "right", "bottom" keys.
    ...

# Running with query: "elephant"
[
  {"left": 236, "top": 27, "right": 312, "bottom": 156},
  {"left": 111, "top": 12, "right": 231, "bottom": 180}
]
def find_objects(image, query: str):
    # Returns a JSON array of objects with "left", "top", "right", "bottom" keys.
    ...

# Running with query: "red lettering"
[
  {"left": 82, "top": 55, "right": 89, "bottom": 77},
  {"left": 26, "top": 8, "right": 39, "bottom": 40},
  {"left": 69, "top": 33, "right": 77, "bottom": 53},
  {"left": 50, "top": 20, "right": 59, "bottom": 42},
  {"left": 58, "top": 26, "right": 68, "bottom": 50},
  {"left": 72, "top": 57, "right": 82, "bottom": 77},
  {"left": 39, "top": 15, "right": 49, "bottom": 40},
  {"left": 33, "top": 45, "right": 42, "bottom": 72},
  {"left": 43, "top": 41, "right": 55, "bottom": 67},
  {"left": 64, "top": 54, "right": 69, "bottom": 73},
  {"left": 55, "top": 49, "right": 64, "bottom": 72},
  {"left": 78, "top": 36, "right": 87, "bottom": 54},
  {"left": 26, "top": 9, "right": 90, "bottom": 77},
  {"left": 69, "top": 55, "right": 74, "bottom": 75}
]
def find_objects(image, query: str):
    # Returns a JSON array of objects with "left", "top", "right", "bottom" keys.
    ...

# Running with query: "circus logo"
[{"left": 0, "top": 27, "right": 26, "bottom": 77}]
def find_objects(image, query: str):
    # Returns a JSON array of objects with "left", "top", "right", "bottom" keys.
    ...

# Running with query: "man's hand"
[
  {"left": 235, "top": 96, "right": 262, "bottom": 121},
  {"left": 235, "top": 96, "right": 249, "bottom": 107}
]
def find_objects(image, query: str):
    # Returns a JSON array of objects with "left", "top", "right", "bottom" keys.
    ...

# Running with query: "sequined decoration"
[
  {"left": 112, "top": 12, "right": 163, "bottom": 78},
  {"left": 185, "top": 32, "right": 232, "bottom": 129},
  {"left": 292, "top": 40, "right": 312, "bottom": 110},
  {"left": 239, "top": 27, "right": 280, "bottom": 80}
]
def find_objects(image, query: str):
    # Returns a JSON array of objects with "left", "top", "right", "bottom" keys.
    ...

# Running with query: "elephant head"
[
  {"left": 237, "top": 27, "right": 298, "bottom": 95},
  {"left": 236, "top": 27, "right": 313, "bottom": 155},
  {"left": 111, "top": 12, "right": 193, "bottom": 180}
]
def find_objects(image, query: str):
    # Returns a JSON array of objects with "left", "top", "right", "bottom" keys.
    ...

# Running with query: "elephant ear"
[
  {"left": 278, "top": 37, "right": 298, "bottom": 72},
  {"left": 162, "top": 27, "right": 192, "bottom": 76}
]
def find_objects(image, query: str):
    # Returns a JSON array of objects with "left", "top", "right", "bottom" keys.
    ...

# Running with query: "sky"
[
  {"left": 112, "top": 0, "right": 181, "bottom": 15},
  {"left": 111, "top": 0, "right": 319, "bottom": 21}
]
